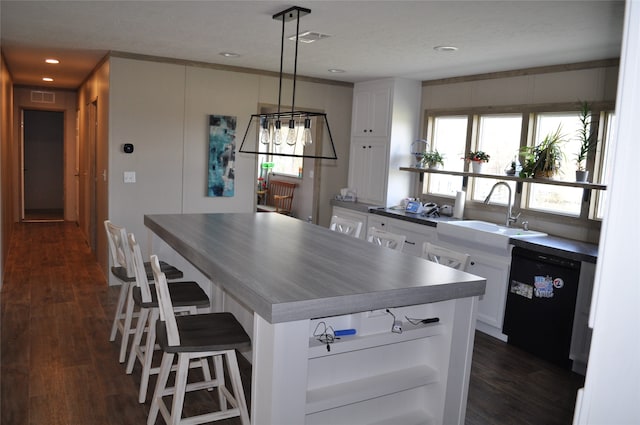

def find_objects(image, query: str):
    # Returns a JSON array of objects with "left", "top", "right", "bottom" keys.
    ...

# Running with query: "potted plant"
[
  {"left": 574, "top": 101, "right": 596, "bottom": 182},
  {"left": 464, "top": 150, "right": 490, "bottom": 173},
  {"left": 422, "top": 150, "right": 445, "bottom": 169},
  {"left": 519, "top": 125, "right": 566, "bottom": 179}
]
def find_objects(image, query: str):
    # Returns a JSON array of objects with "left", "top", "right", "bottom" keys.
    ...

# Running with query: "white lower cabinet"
[
  {"left": 349, "top": 140, "right": 388, "bottom": 205},
  {"left": 386, "top": 219, "right": 438, "bottom": 258},
  {"left": 435, "top": 239, "right": 511, "bottom": 341},
  {"left": 570, "top": 261, "right": 596, "bottom": 374},
  {"left": 366, "top": 214, "right": 388, "bottom": 234},
  {"left": 465, "top": 253, "right": 511, "bottom": 341}
]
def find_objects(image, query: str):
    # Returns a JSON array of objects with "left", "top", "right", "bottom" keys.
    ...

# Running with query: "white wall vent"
[{"left": 31, "top": 91, "right": 56, "bottom": 104}]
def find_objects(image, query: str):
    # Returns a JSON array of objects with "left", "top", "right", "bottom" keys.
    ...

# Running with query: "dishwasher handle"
[{"left": 511, "top": 246, "right": 580, "bottom": 270}]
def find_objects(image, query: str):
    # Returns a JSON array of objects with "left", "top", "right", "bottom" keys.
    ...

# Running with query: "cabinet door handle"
[
  {"left": 470, "top": 261, "right": 475, "bottom": 266},
  {"left": 405, "top": 241, "right": 416, "bottom": 245}
]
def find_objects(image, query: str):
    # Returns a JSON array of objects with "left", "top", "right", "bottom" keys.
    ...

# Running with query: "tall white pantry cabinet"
[{"left": 348, "top": 78, "right": 421, "bottom": 207}]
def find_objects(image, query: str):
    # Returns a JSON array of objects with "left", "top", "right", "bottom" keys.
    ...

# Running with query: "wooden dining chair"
[
  {"left": 256, "top": 179, "right": 297, "bottom": 214},
  {"left": 366, "top": 227, "right": 406, "bottom": 251},
  {"left": 125, "top": 233, "right": 210, "bottom": 403},
  {"left": 105, "top": 220, "right": 184, "bottom": 363},
  {"left": 147, "top": 255, "right": 251, "bottom": 425},
  {"left": 329, "top": 215, "right": 364, "bottom": 238},
  {"left": 422, "top": 242, "right": 470, "bottom": 271}
]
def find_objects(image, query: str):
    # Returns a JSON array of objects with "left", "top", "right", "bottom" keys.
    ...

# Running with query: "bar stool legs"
[{"left": 147, "top": 350, "right": 250, "bottom": 425}]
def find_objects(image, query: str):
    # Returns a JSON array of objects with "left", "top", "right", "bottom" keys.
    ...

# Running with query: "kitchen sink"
[{"left": 436, "top": 220, "right": 547, "bottom": 254}]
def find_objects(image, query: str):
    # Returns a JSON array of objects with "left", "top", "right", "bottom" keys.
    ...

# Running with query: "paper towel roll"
[{"left": 453, "top": 191, "right": 466, "bottom": 219}]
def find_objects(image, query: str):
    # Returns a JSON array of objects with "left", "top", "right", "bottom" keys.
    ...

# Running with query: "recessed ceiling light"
[
  {"left": 433, "top": 45, "right": 458, "bottom": 52},
  {"left": 219, "top": 52, "right": 241, "bottom": 58},
  {"left": 328, "top": 69, "right": 346, "bottom": 74},
  {"left": 45, "top": 58, "right": 60, "bottom": 64},
  {"left": 288, "top": 31, "right": 331, "bottom": 43},
  {"left": 42, "top": 77, "right": 54, "bottom": 82}
]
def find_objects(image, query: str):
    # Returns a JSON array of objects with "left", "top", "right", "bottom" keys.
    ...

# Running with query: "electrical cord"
[
  {"left": 405, "top": 316, "right": 440, "bottom": 326},
  {"left": 313, "top": 321, "right": 339, "bottom": 352}
]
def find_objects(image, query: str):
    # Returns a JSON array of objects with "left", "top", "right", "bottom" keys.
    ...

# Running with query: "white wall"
[
  {"left": 107, "top": 56, "right": 352, "bottom": 282},
  {"left": 574, "top": 1, "right": 640, "bottom": 422},
  {"left": 422, "top": 66, "right": 618, "bottom": 110}
]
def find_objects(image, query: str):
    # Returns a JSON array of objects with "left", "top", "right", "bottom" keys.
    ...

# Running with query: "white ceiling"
[{"left": 0, "top": 1, "right": 626, "bottom": 89}]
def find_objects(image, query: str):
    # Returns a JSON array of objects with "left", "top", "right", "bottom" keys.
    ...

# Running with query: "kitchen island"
[{"left": 144, "top": 213, "right": 486, "bottom": 425}]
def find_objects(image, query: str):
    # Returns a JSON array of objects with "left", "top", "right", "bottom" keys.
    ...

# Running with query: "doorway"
[
  {"left": 254, "top": 104, "right": 322, "bottom": 223},
  {"left": 21, "top": 109, "right": 65, "bottom": 222}
]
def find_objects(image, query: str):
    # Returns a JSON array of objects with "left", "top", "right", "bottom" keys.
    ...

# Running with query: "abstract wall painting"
[{"left": 207, "top": 115, "right": 236, "bottom": 197}]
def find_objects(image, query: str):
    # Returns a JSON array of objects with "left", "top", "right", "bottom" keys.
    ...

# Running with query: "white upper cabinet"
[
  {"left": 351, "top": 87, "right": 391, "bottom": 138},
  {"left": 348, "top": 78, "right": 421, "bottom": 207}
]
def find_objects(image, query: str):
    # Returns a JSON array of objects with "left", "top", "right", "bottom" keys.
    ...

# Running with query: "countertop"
[
  {"left": 332, "top": 201, "right": 598, "bottom": 263},
  {"left": 145, "top": 213, "right": 486, "bottom": 324}
]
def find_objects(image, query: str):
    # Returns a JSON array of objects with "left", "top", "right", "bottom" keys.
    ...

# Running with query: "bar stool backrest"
[
  {"left": 330, "top": 215, "right": 364, "bottom": 238},
  {"left": 422, "top": 242, "right": 470, "bottom": 271},
  {"left": 105, "top": 220, "right": 135, "bottom": 278},
  {"left": 150, "top": 254, "right": 180, "bottom": 347},
  {"left": 127, "top": 233, "right": 154, "bottom": 304},
  {"left": 366, "top": 227, "right": 406, "bottom": 251}
]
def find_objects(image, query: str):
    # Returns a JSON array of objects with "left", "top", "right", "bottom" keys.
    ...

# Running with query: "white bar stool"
[
  {"left": 105, "top": 220, "right": 184, "bottom": 363},
  {"left": 125, "top": 233, "right": 210, "bottom": 403},
  {"left": 147, "top": 255, "right": 251, "bottom": 425}
]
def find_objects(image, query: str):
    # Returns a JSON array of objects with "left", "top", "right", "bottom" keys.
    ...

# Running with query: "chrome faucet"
[{"left": 484, "top": 182, "right": 520, "bottom": 227}]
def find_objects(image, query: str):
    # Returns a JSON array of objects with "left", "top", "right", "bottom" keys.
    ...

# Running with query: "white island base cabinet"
[{"left": 253, "top": 297, "right": 479, "bottom": 425}]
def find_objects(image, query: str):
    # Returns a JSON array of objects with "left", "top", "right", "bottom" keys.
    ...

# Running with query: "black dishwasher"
[{"left": 502, "top": 246, "right": 581, "bottom": 369}]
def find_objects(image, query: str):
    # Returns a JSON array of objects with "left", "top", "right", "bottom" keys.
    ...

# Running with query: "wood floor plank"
[{"left": 1, "top": 222, "right": 583, "bottom": 425}]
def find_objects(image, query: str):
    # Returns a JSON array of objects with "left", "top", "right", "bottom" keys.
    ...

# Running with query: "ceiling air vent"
[
  {"left": 31, "top": 91, "right": 55, "bottom": 104},
  {"left": 288, "top": 31, "right": 331, "bottom": 44}
]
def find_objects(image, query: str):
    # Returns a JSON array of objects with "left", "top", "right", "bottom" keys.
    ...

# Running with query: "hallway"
[{"left": 1, "top": 222, "right": 583, "bottom": 424}]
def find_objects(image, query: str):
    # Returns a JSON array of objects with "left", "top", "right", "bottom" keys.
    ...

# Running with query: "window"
[
  {"left": 471, "top": 114, "right": 522, "bottom": 203},
  {"left": 258, "top": 121, "right": 304, "bottom": 178},
  {"left": 425, "top": 116, "right": 468, "bottom": 196},
  {"left": 525, "top": 113, "right": 584, "bottom": 216},
  {"left": 422, "top": 104, "right": 614, "bottom": 222}
]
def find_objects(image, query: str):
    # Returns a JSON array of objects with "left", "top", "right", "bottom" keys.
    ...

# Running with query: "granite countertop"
[
  {"left": 145, "top": 213, "right": 486, "bottom": 324},
  {"left": 332, "top": 201, "right": 598, "bottom": 264}
]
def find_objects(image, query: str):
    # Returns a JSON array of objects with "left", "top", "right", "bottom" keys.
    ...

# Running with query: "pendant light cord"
[
  {"left": 291, "top": 8, "right": 300, "bottom": 115},
  {"left": 277, "top": 12, "right": 285, "bottom": 116}
]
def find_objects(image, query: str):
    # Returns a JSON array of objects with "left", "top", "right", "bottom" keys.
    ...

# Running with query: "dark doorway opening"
[{"left": 22, "top": 109, "right": 65, "bottom": 222}]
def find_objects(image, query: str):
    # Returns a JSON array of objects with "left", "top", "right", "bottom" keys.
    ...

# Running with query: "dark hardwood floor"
[{"left": 1, "top": 222, "right": 584, "bottom": 425}]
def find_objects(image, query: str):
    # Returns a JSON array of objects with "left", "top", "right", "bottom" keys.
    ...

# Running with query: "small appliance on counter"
[
  {"left": 402, "top": 199, "right": 440, "bottom": 218},
  {"left": 439, "top": 205, "right": 453, "bottom": 216}
]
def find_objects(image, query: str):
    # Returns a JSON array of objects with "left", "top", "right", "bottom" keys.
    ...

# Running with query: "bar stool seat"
[{"left": 111, "top": 260, "right": 183, "bottom": 283}]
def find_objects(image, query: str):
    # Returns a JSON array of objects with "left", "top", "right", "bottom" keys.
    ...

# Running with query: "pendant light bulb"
[
  {"left": 302, "top": 118, "right": 313, "bottom": 146},
  {"left": 260, "top": 119, "right": 270, "bottom": 145},
  {"left": 286, "top": 119, "right": 297, "bottom": 146},
  {"left": 273, "top": 120, "right": 283, "bottom": 145}
]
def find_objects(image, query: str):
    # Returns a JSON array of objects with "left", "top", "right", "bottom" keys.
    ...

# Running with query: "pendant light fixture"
[{"left": 239, "top": 6, "right": 338, "bottom": 160}]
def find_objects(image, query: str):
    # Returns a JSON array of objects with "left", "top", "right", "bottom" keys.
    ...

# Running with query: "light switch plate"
[{"left": 124, "top": 171, "right": 136, "bottom": 183}]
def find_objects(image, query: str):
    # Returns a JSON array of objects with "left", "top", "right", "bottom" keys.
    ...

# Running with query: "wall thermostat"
[{"left": 122, "top": 143, "right": 134, "bottom": 154}]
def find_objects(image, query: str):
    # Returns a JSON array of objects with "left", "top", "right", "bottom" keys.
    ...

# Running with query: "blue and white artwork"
[{"left": 207, "top": 115, "right": 236, "bottom": 197}]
